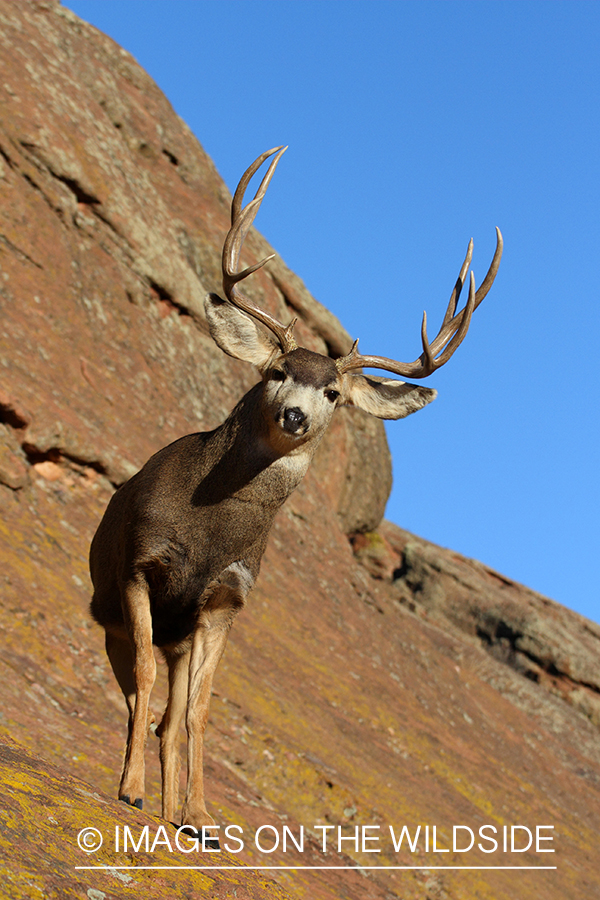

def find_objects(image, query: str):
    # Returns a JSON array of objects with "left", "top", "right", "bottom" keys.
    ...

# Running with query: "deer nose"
[{"left": 282, "top": 407, "right": 307, "bottom": 433}]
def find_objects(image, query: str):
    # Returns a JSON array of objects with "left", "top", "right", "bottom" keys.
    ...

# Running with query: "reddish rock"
[
  {"left": 0, "top": 424, "right": 29, "bottom": 489},
  {"left": 350, "top": 529, "right": 400, "bottom": 580}
]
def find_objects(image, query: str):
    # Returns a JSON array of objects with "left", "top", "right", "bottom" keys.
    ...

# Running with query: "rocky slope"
[{"left": 0, "top": 3, "right": 598, "bottom": 899}]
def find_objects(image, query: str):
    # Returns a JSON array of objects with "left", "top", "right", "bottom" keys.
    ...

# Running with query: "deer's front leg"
[
  {"left": 181, "top": 604, "right": 234, "bottom": 835},
  {"left": 181, "top": 565, "right": 251, "bottom": 837},
  {"left": 158, "top": 647, "right": 190, "bottom": 823},
  {"left": 118, "top": 578, "right": 156, "bottom": 810}
]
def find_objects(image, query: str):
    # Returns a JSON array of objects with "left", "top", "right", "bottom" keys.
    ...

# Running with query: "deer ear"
[
  {"left": 205, "top": 293, "right": 280, "bottom": 372},
  {"left": 341, "top": 373, "right": 436, "bottom": 420}
]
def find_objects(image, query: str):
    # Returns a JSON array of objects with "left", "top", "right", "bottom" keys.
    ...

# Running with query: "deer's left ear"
[
  {"left": 341, "top": 373, "right": 436, "bottom": 420},
  {"left": 205, "top": 293, "right": 280, "bottom": 372}
]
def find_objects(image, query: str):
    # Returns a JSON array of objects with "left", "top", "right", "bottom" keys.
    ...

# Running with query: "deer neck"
[{"left": 209, "top": 382, "right": 318, "bottom": 506}]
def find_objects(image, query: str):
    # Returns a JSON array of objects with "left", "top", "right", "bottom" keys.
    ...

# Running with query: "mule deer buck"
[{"left": 89, "top": 146, "right": 502, "bottom": 838}]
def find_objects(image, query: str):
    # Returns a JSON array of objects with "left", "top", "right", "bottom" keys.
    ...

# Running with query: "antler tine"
[
  {"left": 336, "top": 228, "right": 502, "bottom": 378},
  {"left": 426, "top": 227, "right": 502, "bottom": 358},
  {"left": 222, "top": 147, "right": 298, "bottom": 353},
  {"left": 473, "top": 226, "right": 503, "bottom": 306},
  {"left": 225, "top": 146, "right": 287, "bottom": 276},
  {"left": 423, "top": 270, "right": 477, "bottom": 368},
  {"left": 231, "top": 146, "right": 284, "bottom": 224},
  {"left": 440, "top": 238, "right": 473, "bottom": 331}
]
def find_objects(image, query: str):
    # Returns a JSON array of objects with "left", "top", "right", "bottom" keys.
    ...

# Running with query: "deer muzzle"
[{"left": 282, "top": 407, "right": 307, "bottom": 434}]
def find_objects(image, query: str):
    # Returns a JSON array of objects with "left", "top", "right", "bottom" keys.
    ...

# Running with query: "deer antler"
[
  {"left": 222, "top": 146, "right": 298, "bottom": 352},
  {"left": 336, "top": 228, "right": 503, "bottom": 377}
]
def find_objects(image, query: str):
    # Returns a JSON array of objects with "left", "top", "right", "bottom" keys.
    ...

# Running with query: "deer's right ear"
[
  {"left": 341, "top": 373, "right": 437, "bottom": 420},
  {"left": 205, "top": 293, "right": 281, "bottom": 372}
]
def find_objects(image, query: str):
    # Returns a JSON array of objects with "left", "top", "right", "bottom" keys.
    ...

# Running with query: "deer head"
[{"left": 206, "top": 147, "right": 502, "bottom": 453}]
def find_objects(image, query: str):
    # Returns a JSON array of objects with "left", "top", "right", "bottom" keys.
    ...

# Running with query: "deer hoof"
[
  {"left": 119, "top": 794, "right": 143, "bottom": 810},
  {"left": 178, "top": 824, "right": 220, "bottom": 850}
]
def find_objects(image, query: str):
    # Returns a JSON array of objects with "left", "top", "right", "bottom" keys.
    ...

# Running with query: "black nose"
[{"left": 282, "top": 407, "right": 307, "bottom": 433}]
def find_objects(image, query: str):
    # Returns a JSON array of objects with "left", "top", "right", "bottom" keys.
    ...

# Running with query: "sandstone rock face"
[
  {"left": 1, "top": 4, "right": 599, "bottom": 900},
  {"left": 381, "top": 521, "right": 600, "bottom": 729}
]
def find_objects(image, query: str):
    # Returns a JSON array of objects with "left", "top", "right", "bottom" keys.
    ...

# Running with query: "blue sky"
[{"left": 64, "top": 1, "right": 599, "bottom": 624}]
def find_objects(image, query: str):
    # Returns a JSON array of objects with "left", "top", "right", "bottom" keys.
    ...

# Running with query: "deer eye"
[
  {"left": 325, "top": 389, "right": 340, "bottom": 403},
  {"left": 270, "top": 369, "right": 286, "bottom": 382}
]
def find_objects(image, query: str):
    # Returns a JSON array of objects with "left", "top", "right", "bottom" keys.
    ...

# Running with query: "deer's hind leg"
[{"left": 106, "top": 578, "right": 156, "bottom": 810}]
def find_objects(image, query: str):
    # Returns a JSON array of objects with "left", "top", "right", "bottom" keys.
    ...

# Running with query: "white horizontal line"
[{"left": 75, "top": 865, "right": 557, "bottom": 871}]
